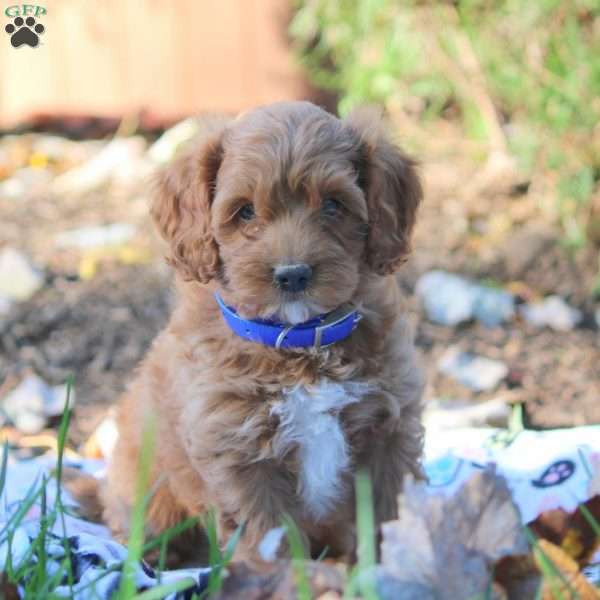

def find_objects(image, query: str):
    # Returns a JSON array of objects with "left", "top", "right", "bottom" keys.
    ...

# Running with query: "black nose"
[{"left": 273, "top": 264, "right": 313, "bottom": 293}]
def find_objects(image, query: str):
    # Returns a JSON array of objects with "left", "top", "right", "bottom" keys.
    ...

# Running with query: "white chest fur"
[{"left": 271, "top": 380, "right": 375, "bottom": 520}]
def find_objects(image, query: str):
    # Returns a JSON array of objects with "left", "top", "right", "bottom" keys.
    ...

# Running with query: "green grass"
[
  {"left": 283, "top": 471, "right": 381, "bottom": 600},
  {"left": 291, "top": 0, "right": 600, "bottom": 259},
  {"left": 0, "top": 382, "right": 238, "bottom": 599},
  {"left": 116, "top": 413, "right": 157, "bottom": 599},
  {"left": 199, "top": 509, "right": 244, "bottom": 598},
  {"left": 345, "top": 471, "right": 379, "bottom": 600},
  {"left": 525, "top": 527, "right": 573, "bottom": 600},
  {"left": 2, "top": 380, "right": 598, "bottom": 598},
  {"left": 1, "top": 376, "right": 77, "bottom": 598},
  {"left": 283, "top": 515, "right": 312, "bottom": 600}
]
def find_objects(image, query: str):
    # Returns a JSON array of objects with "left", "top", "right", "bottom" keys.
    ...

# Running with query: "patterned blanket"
[{"left": 2, "top": 425, "right": 599, "bottom": 598}]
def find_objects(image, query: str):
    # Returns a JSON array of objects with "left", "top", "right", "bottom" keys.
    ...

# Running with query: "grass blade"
[
  {"left": 54, "top": 374, "right": 74, "bottom": 503},
  {"left": 201, "top": 509, "right": 224, "bottom": 597},
  {"left": 282, "top": 514, "right": 311, "bottom": 600},
  {"left": 577, "top": 503, "right": 600, "bottom": 538},
  {"left": 350, "top": 470, "right": 379, "bottom": 600},
  {"left": 222, "top": 520, "right": 244, "bottom": 566},
  {"left": 524, "top": 527, "right": 578, "bottom": 600},
  {"left": 116, "top": 413, "right": 157, "bottom": 599},
  {"left": 54, "top": 375, "right": 75, "bottom": 592},
  {"left": 141, "top": 516, "right": 201, "bottom": 556},
  {"left": 132, "top": 576, "right": 196, "bottom": 600}
]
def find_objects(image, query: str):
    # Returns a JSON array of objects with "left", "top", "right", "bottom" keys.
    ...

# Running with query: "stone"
[
  {"left": 0, "top": 247, "right": 44, "bottom": 301},
  {"left": 438, "top": 347, "right": 509, "bottom": 392}
]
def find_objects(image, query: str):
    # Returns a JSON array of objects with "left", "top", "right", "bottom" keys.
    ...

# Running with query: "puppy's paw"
[{"left": 60, "top": 466, "right": 105, "bottom": 522}]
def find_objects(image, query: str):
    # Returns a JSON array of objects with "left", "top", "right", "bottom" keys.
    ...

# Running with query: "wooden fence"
[{"left": 0, "top": 0, "right": 311, "bottom": 126}]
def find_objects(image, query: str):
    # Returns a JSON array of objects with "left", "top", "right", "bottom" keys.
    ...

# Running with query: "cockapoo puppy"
[{"left": 103, "top": 101, "right": 425, "bottom": 564}]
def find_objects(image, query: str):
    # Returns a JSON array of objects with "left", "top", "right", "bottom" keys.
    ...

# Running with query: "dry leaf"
[
  {"left": 380, "top": 469, "right": 528, "bottom": 599},
  {"left": 0, "top": 573, "right": 19, "bottom": 600},
  {"left": 215, "top": 560, "right": 345, "bottom": 600},
  {"left": 529, "top": 496, "right": 600, "bottom": 566},
  {"left": 534, "top": 540, "right": 600, "bottom": 600}
]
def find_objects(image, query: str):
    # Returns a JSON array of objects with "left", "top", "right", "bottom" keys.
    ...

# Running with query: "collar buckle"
[{"left": 312, "top": 304, "right": 360, "bottom": 349}]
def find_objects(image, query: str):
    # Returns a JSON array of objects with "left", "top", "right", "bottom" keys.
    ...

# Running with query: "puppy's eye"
[
  {"left": 237, "top": 203, "right": 255, "bottom": 221},
  {"left": 321, "top": 198, "right": 341, "bottom": 218}
]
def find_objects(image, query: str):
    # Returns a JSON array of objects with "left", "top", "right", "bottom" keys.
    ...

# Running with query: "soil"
[
  {"left": 0, "top": 265, "right": 172, "bottom": 443},
  {"left": 0, "top": 130, "right": 598, "bottom": 445}
]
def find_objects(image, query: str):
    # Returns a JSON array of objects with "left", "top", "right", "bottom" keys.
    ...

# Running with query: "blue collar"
[{"left": 215, "top": 294, "right": 361, "bottom": 349}]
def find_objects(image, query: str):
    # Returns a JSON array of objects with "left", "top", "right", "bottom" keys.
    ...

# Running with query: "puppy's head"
[{"left": 152, "top": 102, "right": 421, "bottom": 324}]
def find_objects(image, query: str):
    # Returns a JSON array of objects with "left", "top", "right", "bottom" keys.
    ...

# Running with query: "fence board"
[{"left": 0, "top": 0, "right": 308, "bottom": 126}]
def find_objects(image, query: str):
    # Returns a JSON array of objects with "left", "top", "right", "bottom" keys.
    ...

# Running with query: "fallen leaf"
[
  {"left": 0, "top": 573, "right": 19, "bottom": 600},
  {"left": 529, "top": 496, "right": 600, "bottom": 566},
  {"left": 215, "top": 560, "right": 345, "bottom": 600},
  {"left": 534, "top": 539, "right": 600, "bottom": 600},
  {"left": 380, "top": 469, "right": 528, "bottom": 599}
]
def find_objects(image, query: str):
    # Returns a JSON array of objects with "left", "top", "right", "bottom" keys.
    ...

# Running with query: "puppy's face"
[
  {"left": 152, "top": 102, "right": 422, "bottom": 324},
  {"left": 210, "top": 109, "right": 369, "bottom": 324}
]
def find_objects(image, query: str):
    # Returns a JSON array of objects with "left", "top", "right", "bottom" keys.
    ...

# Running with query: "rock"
[
  {"left": 438, "top": 347, "right": 509, "bottom": 392},
  {"left": 416, "top": 271, "right": 473, "bottom": 326},
  {"left": 32, "top": 134, "right": 88, "bottom": 163},
  {"left": 0, "top": 176, "right": 26, "bottom": 199},
  {"left": 0, "top": 247, "right": 44, "bottom": 301},
  {"left": 0, "top": 166, "right": 53, "bottom": 198},
  {"left": 520, "top": 295, "right": 582, "bottom": 331},
  {"left": 472, "top": 286, "right": 515, "bottom": 328},
  {"left": 52, "top": 137, "right": 150, "bottom": 195},
  {"left": 55, "top": 223, "right": 136, "bottom": 249},
  {"left": 424, "top": 397, "right": 512, "bottom": 430},
  {"left": 416, "top": 270, "right": 514, "bottom": 328},
  {"left": 2, "top": 374, "right": 74, "bottom": 434},
  {"left": 0, "top": 295, "right": 13, "bottom": 316}
]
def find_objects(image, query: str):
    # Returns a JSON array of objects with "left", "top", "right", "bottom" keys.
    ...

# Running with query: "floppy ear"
[
  {"left": 150, "top": 129, "right": 225, "bottom": 284},
  {"left": 346, "top": 108, "right": 422, "bottom": 276}
]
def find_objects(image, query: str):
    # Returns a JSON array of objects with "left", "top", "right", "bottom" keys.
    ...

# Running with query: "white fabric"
[{"left": 1, "top": 425, "right": 599, "bottom": 597}]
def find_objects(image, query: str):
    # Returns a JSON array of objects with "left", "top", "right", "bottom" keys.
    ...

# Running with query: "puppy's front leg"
[
  {"left": 344, "top": 394, "right": 424, "bottom": 525},
  {"left": 182, "top": 392, "right": 305, "bottom": 563}
]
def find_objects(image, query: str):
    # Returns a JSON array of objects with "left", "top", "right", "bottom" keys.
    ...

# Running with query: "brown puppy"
[{"left": 103, "top": 101, "right": 424, "bottom": 564}]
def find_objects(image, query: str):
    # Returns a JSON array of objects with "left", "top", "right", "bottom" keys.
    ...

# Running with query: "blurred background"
[{"left": 0, "top": 0, "right": 598, "bottom": 455}]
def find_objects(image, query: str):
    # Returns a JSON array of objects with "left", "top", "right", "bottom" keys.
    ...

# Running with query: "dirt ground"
[{"left": 0, "top": 126, "right": 598, "bottom": 445}]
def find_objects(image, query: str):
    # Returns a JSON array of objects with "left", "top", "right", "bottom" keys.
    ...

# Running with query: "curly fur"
[
  {"left": 103, "top": 101, "right": 425, "bottom": 565},
  {"left": 272, "top": 380, "right": 377, "bottom": 521}
]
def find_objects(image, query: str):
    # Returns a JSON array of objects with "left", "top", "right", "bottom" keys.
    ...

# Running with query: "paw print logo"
[
  {"left": 5, "top": 16, "right": 45, "bottom": 48},
  {"left": 531, "top": 459, "right": 576, "bottom": 488}
]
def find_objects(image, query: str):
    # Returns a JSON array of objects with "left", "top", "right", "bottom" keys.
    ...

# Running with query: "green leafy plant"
[{"left": 291, "top": 0, "right": 600, "bottom": 250}]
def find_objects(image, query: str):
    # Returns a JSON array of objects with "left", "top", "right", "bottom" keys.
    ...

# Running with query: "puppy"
[{"left": 103, "top": 101, "right": 425, "bottom": 564}]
